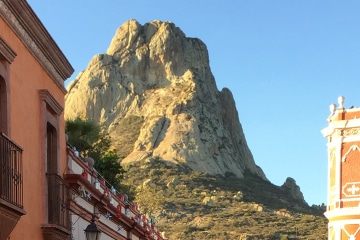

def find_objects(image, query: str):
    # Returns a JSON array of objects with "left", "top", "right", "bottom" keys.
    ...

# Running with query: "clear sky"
[{"left": 28, "top": 0, "right": 360, "bottom": 206}]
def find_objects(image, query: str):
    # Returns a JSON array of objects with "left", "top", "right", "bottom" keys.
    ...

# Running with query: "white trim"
[
  {"left": 328, "top": 219, "right": 360, "bottom": 239},
  {"left": 322, "top": 120, "right": 360, "bottom": 138},
  {"left": 344, "top": 224, "right": 360, "bottom": 239},
  {"left": 345, "top": 108, "right": 360, "bottom": 113},
  {"left": 322, "top": 126, "right": 334, "bottom": 137},
  {"left": 327, "top": 145, "right": 332, "bottom": 206},
  {"left": 336, "top": 224, "right": 340, "bottom": 240},
  {"left": 342, "top": 145, "right": 360, "bottom": 162},
  {"left": 330, "top": 119, "right": 360, "bottom": 129},
  {"left": 325, "top": 208, "right": 360, "bottom": 219},
  {"left": 335, "top": 140, "right": 342, "bottom": 202},
  {"left": 343, "top": 135, "right": 360, "bottom": 142},
  {"left": 342, "top": 182, "right": 360, "bottom": 197},
  {"left": 341, "top": 197, "right": 360, "bottom": 203},
  {"left": 328, "top": 226, "right": 334, "bottom": 240},
  {"left": 328, "top": 219, "right": 360, "bottom": 227},
  {"left": 328, "top": 145, "right": 337, "bottom": 206}
]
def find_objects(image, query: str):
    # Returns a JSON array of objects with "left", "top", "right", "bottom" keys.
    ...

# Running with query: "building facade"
[
  {"left": 0, "top": 1, "right": 164, "bottom": 239},
  {"left": 66, "top": 147, "right": 165, "bottom": 240},
  {"left": 0, "top": 0, "right": 73, "bottom": 239},
  {"left": 322, "top": 96, "right": 360, "bottom": 239}
]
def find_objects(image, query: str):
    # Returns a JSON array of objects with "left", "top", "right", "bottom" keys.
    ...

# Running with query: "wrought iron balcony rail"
[
  {"left": 46, "top": 173, "right": 70, "bottom": 229},
  {"left": 0, "top": 133, "right": 23, "bottom": 209}
]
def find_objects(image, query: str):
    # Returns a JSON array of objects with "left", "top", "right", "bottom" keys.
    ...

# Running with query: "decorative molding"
[
  {"left": 0, "top": 0, "right": 73, "bottom": 93},
  {"left": 0, "top": 36, "right": 16, "bottom": 63},
  {"left": 321, "top": 126, "right": 334, "bottom": 137},
  {"left": 329, "top": 226, "right": 334, "bottom": 240},
  {"left": 334, "top": 128, "right": 360, "bottom": 137},
  {"left": 325, "top": 208, "right": 360, "bottom": 219},
  {"left": 329, "top": 186, "right": 336, "bottom": 204},
  {"left": 343, "top": 128, "right": 360, "bottom": 137},
  {"left": 342, "top": 224, "right": 360, "bottom": 240},
  {"left": 0, "top": 199, "right": 26, "bottom": 240},
  {"left": 330, "top": 147, "right": 336, "bottom": 168},
  {"left": 336, "top": 140, "right": 342, "bottom": 201},
  {"left": 38, "top": 89, "right": 63, "bottom": 115},
  {"left": 329, "top": 219, "right": 360, "bottom": 227},
  {"left": 342, "top": 145, "right": 360, "bottom": 162},
  {"left": 342, "top": 182, "right": 360, "bottom": 198},
  {"left": 41, "top": 224, "right": 71, "bottom": 240},
  {"left": 337, "top": 119, "right": 360, "bottom": 127}
]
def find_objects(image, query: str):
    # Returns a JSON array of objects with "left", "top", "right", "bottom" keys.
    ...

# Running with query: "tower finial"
[
  {"left": 330, "top": 103, "right": 336, "bottom": 115},
  {"left": 338, "top": 96, "right": 345, "bottom": 109},
  {"left": 327, "top": 103, "right": 337, "bottom": 122}
]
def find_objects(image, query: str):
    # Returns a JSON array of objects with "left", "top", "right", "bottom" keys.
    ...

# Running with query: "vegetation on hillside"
[
  {"left": 122, "top": 159, "right": 327, "bottom": 240},
  {"left": 111, "top": 115, "right": 144, "bottom": 158},
  {"left": 65, "top": 117, "right": 134, "bottom": 196},
  {"left": 65, "top": 117, "right": 327, "bottom": 239}
]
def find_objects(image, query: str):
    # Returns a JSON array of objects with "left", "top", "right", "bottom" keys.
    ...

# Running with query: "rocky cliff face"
[
  {"left": 65, "top": 19, "right": 267, "bottom": 179},
  {"left": 281, "top": 177, "right": 306, "bottom": 204}
]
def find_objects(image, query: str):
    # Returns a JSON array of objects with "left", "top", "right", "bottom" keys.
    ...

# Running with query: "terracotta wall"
[{"left": 0, "top": 16, "right": 67, "bottom": 240}]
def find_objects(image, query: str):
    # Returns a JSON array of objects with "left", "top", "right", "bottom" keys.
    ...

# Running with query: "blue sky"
[{"left": 28, "top": 1, "right": 360, "bottom": 206}]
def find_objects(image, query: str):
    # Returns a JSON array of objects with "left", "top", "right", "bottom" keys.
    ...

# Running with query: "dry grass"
[{"left": 122, "top": 159, "right": 327, "bottom": 240}]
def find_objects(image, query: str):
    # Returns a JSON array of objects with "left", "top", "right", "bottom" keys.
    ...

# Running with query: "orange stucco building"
[
  {"left": 0, "top": 0, "right": 73, "bottom": 239},
  {"left": 322, "top": 96, "right": 360, "bottom": 239}
]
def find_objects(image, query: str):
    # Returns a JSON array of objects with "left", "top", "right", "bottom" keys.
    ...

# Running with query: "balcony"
[
  {"left": 65, "top": 147, "right": 164, "bottom": 240},
  {"left": 46, "top": 173, "right": 70, "bottom": 227},
  {"left": 0, "top": 133, "right": 25, "bottom": 240},
  {"left": 41, "top": 173, "right": 71, "bottom": 240}
]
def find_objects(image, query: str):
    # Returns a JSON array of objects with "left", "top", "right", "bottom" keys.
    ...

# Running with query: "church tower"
[{"left": 322, "top": 96, "right": 360, "bottom": 240}]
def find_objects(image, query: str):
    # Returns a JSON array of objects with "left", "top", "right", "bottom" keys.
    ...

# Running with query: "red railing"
[
  {"left": 0, "top": 133, "right": 23, "bottom": 209},
  {"left": 66, "top": 147, "right": 164, "bottom": 240}
]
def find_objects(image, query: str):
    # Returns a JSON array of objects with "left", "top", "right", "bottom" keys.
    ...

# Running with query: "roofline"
[{"left": 0, "top": 0, "right": 74, "bottom": 93}]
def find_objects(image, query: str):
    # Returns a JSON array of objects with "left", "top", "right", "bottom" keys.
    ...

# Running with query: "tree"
[
  {"left": 94, "top": 150, "right": 125, "bottom": 190},
  {"left": 65, "top": 117, "right": 132, "bottom": 196},
  {"left": 135, "top": 185, "right": 165, "bottom": 217},
  {"left": 65, "top": 116, "right": 101, "bottom": 154}
]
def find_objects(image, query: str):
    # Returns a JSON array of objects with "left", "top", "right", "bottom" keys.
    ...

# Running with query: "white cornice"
[
  {"left": 328, "top": 218, "right": 360, "bottom": 227},
  {"left": 330, "top": 119, "right": 360, "bottom": 129},
  {"left": 325, "top": 208, "right": 360, "bottom": 219},
  {"left": 321, "top": 126, "right": 334, "bottom": 137}
]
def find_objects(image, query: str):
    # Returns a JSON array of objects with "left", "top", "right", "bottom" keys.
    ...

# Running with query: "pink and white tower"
[{"left": 322, "top": 96, "right": 360, "bottom": 239}]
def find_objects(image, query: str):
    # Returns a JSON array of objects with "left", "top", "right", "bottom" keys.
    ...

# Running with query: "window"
[
  {"left": 47, "top": 123, "right": 58, "bottom": 174},
  {"left": 0, "top": 75, "right": 7, "bottom": 133},
  {"left": 39, "top": 90, "right": 69, "bottom": 230},
  {"left": 0, "top": 37, "right": 16, "bottom": 135},
  {"left": 46, "top": 124, "right": 69, "bottom": 228}
]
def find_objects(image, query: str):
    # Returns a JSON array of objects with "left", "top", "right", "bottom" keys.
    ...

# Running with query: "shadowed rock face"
[
  {"left": 65, "top": 19, "right": 267, "bottom": 180},
  {"left": 281, "top": 177, "right": 306, "bottom": 204}
]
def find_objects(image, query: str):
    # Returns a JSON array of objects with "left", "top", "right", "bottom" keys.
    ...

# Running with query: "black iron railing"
[
  {"left": 46, "top": 173, "right": 70, "bottom": 229},
  {"left": 0, "top": 133, "right": 23, "bottom": 209}
]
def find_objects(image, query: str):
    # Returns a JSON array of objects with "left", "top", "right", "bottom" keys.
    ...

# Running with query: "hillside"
[{"left": 122, "top": 159, "right": 327, "bottom": 239}]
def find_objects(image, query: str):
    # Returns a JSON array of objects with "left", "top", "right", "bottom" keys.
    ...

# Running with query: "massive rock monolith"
[{"left": 65, "top": 19, "right": 267, "bottom": 180}]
